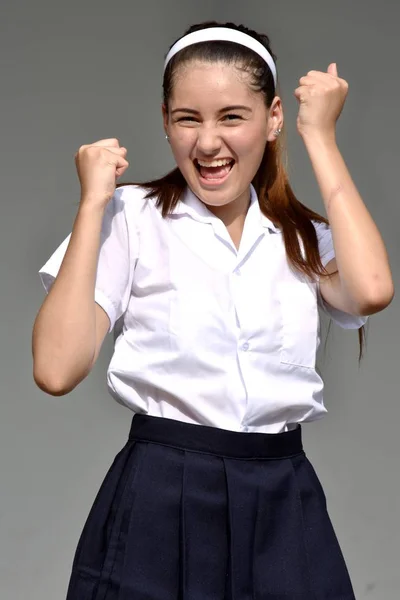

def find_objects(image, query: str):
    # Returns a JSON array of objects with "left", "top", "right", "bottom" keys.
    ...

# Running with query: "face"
[{"left": 163, "top": 60, "right": 283, "bottom": 212}]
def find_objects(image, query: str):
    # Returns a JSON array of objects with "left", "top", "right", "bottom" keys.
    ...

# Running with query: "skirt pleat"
[
  {"left": 289, "top": 454, "right": 356, "bottom": 599},
  {"left": 118, "top": 442, "right": 184, "bottom": 600},
  {"left": 65, "top": 439, "right": 139, "bottom": 599},
  {"left": 180, "top": 451, "right": 229, "bottom": 600},
  {"left": 251, "top": 458, "right": 313, "bottom": 598},
  {"left": 223, "top": 457, "right": 260, "bottom": 600},
  {"left": 65, "top": 415, "right": 355, "bottom": 600}
]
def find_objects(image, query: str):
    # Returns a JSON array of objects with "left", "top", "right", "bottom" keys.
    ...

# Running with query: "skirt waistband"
[{"left": 128, "top": 414, "right": 303, "bottom": 459}]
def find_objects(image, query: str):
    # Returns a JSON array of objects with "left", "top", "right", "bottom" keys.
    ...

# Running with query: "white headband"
[{"left": 163, "top": 27, "right": 277, "bottom": 87}]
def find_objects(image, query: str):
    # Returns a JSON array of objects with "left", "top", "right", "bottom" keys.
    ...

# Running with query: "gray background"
[{"left": 1, "top": 0, "right": 398, "bottom": 598}]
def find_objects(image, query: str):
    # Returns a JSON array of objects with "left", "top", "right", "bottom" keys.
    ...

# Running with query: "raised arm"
[{"left": 32, "top": 139, "right": 129, "bottom": 395}]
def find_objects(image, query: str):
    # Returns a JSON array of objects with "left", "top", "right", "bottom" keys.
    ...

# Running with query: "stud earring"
[
  {"left": 165, "top": 134, "right": 170, "bottom": 143},
  {"left": 274, "top": 128, "right": 282, "bottom": 136}
]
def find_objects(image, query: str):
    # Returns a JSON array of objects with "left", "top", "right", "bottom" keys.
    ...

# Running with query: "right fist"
[{"left": 75, "top": 138, "right": 129, "bottom": 208}]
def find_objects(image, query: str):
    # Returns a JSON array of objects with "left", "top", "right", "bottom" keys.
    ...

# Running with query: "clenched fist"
[{"left": 75, "top": 138, "right": 129, "bottom": 209}]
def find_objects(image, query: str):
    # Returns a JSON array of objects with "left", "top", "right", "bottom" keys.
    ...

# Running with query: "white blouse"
[{"left": 39, "top": 184, "right": 368, "bottom": 433}]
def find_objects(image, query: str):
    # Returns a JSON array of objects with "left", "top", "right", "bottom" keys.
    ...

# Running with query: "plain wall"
[{"left": 1, "top": 0, "right": 399, "bottom": 598}]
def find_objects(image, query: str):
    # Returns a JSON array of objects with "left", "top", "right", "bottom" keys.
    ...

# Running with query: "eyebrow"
[{"left": 171, "top": 105, "right": 252, "bottom": 115}]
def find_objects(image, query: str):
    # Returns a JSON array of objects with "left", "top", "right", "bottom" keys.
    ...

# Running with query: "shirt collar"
[
  {"left": 248, "top": 185, "right": 280, "bottom": 234},
  {"left": 171, "top": 185, "right": 281, "bottom": 233}
]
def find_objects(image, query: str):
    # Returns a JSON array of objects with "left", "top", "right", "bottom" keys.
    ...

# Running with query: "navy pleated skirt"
[{"left": 66, "top": 415, "right": 356, "bottom": 599}]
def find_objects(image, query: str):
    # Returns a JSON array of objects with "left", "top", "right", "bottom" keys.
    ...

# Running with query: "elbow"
[
  {"left": 358, "top": 282, "right": 395, "bottom": 316},
  {"left": 33, "top": 371, "right": 75, "bottom": 396},
  {"left": 32, "top": 343, "right": 94, "bottom": 397},
  {"left": 33, "top": 363, "right": 82, "bottom": 397}
]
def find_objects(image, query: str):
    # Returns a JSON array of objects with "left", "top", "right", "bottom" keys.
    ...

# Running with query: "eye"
[
  {"left": 177, "top": 116, "right": 197, "bottom": 122},
  {"left": 224, "top": 114, "right": 242, "bottom": 121}
]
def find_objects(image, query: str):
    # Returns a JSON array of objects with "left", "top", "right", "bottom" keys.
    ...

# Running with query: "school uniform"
[{"left": 39, "top": 184, "right": 367, "bottom": 599}]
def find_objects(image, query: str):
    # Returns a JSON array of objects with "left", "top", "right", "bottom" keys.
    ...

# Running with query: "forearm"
[
  {"left": 32, "top": 201, "right": 106, "bottom": 392},
  {"left": 303, "top": 132, "right": 394, "bottom": 310}
]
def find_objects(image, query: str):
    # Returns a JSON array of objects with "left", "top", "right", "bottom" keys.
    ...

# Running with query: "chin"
[{"left": 190, "top": 184, "right": 236, "bottom": 207}]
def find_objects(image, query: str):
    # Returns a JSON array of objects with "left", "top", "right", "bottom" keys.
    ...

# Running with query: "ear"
[
  {"left": 266, "top": 96, "right": 284, "bottom": 142},
  {"left": 162, "top": 103, "right": 169, "bottom": 135}
]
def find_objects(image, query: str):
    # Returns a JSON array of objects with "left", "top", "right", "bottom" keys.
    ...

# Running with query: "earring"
[
  {"left": 274, "top": 128, "right": 282, "bottom": 136},
  {"left": 165, "top": 134, "right": 170, "bottom": 142}
]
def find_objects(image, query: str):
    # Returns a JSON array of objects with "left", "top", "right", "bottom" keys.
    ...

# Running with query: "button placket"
[
  {"left": 229, "top": 263, "right": 252, "bottom": 417},
  {"left": 231, "top": 264, "right": 252, "bottom": 355}
]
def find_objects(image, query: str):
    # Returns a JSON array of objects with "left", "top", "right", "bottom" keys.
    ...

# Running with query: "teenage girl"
[{"left": 33, "top": 20, "right": 394, "bottom": 599}]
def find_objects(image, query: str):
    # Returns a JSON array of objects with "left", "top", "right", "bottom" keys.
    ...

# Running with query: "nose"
[{"left": 196, "top": 125, "right": 222, "bottom": 156}]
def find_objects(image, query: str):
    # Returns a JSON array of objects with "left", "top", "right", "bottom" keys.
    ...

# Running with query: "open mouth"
[{"left": 194, "top": 159, "right": 235, "bottom": 185}]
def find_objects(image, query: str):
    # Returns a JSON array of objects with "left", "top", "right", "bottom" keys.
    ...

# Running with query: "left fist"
[{"left": 294, "top": 63, "right": 349, "bottom": 138}]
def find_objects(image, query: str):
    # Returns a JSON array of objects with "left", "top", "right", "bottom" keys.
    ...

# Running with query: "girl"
[{"left": 33, "top": 20, "right": 394, "bottom": 600}]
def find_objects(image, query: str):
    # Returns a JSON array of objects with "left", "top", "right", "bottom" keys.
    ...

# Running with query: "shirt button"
[{"left": 241, "top": 342, "right": 249, "bottom": 352}]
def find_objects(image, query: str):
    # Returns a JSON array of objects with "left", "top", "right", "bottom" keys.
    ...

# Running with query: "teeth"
[{"left": 197, "top": 158, "right": 233, "bottom": 167}]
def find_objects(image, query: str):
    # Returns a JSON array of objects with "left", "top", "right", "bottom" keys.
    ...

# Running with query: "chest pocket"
[{"left": 278, "top": 278, "right": 319, "bottom": 369}]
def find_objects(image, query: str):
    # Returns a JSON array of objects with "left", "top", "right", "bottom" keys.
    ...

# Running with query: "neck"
[
  {"left": 206, "top": 188, "right": 251, "bottom": 224},
  {"left": 205, "top": 189, "right": 251, "bottom": 249}
]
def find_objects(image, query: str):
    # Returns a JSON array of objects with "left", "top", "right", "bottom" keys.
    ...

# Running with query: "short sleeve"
[
  {"left": 313, "top": 220, "right": 368, "bottom": 330},
  {"left": 38, "top": 186, "right": 141, "bottom": 332}
]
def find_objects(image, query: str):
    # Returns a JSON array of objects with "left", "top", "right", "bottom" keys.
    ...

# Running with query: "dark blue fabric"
[{"left": 66, "top": 415, "right": 356, "bottom": 599}]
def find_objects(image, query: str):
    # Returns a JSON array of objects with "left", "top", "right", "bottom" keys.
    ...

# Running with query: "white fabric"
[
  {"left": 39, "top": 185, "right": 368, "bottom": 433},
  {"left": 163, "top": 28, "right": 278, "bottom": 87}
]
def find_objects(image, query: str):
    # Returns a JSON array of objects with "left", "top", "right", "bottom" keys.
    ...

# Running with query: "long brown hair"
[{"left": 117, "top": 20, "right": 366, "bottom": 361}]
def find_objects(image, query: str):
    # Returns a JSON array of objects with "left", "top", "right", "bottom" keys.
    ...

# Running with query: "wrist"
[
  {"left": 78, "top": 195, "right": 109, "bottom": 215},
  {"left": 300, "top": 128, "right": 337, "bottom": 148}
]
